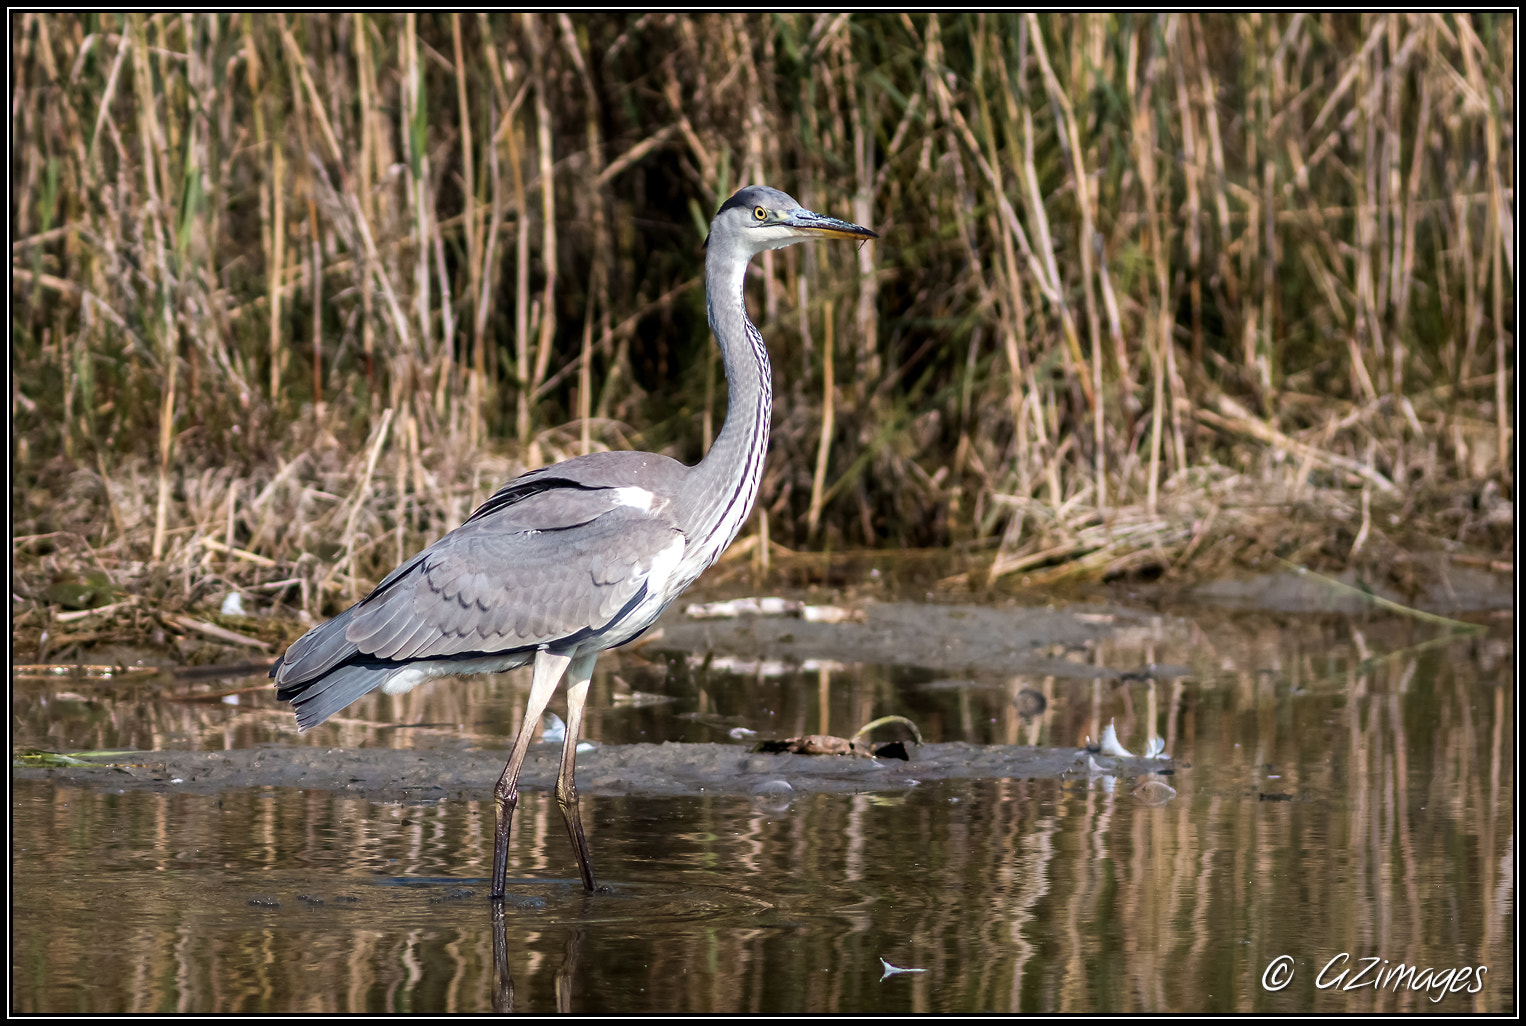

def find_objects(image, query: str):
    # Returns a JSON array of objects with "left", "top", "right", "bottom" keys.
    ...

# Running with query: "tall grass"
[{"left": 11, "top": 13, "right": 1514, "bottom": 621}]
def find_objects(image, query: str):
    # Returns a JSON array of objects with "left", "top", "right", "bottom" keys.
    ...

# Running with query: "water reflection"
[{"left": 10, "top": 611, "right": 1515, "bottom": 1012}]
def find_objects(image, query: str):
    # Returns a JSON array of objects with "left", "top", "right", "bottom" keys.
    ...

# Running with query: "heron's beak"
[{"left": 785, "top": 209, "right": 878, "bottom": 242}]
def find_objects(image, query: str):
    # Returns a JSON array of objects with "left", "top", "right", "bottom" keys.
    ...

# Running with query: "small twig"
[
  {"left": 1274, "top": 558, "right": 1484, "bottom": 632},
  {"left": 333, "top": 408, "right": 395, "bottom": 600},
  {"left": 54, "top": 598, "right": 138, "bottom": 623},
  {"left": 199, "top": 536, "right": 279, "bottom": 567},
  {"left": 164, "top": 613, "right": 274, "bottom": 651}
]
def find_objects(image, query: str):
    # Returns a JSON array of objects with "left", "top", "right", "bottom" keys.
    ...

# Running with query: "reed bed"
[{"left": 11, "top": 14, "right": 1514, "bottom": 647}]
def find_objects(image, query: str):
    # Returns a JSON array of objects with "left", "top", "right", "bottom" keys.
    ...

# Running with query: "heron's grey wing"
[
  {"left": 341, "top": 486, "right": 685, "bottom": 661},
  {"left": 272, "top": 604, "right": 361, "bottom": 687},
  {"left": 272, "top": 531, "right": 442, "bottom": 690},
  {"left": 270, "top": 484, "right": 625, "bottom": 690},
  {"left": 269, "top": 533, "right": 451, "bottom": 690}
]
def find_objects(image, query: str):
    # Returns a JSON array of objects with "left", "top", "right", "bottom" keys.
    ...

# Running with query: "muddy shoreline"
[
  {"left": 14, "top": 575, "right": 1508, "bottom": 802},
  {"left": 12, "top": 738, "right": 1175, "bottom": 801},
  {"left": 12, "top": 598, "right": 1206, "bottom": 800}
]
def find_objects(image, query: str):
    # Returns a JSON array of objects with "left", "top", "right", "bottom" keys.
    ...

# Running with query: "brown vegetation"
[{"left": 10, "top": 14, "right": 1514, "bottom": 653}]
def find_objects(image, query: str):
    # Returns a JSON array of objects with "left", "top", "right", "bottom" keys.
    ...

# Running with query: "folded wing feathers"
[
  {"left": 331, "top": 486, "right": 681, "bottom": 661},
  {"left": 274, "top": 459, "right": 693, "bottom": 730},
  {"left": 272, "top": 605, "right": 360, "bottom": 688},
  {"left": 281, "top": 662, "right": 389, "bottom": 730}
]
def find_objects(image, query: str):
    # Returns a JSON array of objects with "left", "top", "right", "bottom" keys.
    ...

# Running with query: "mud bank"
[
  {"left": 12, "top": 738, "right": 1175, "bottom": 802},
  {"left": 649, "top": 600, "right": 1184, "bottom": 679}
]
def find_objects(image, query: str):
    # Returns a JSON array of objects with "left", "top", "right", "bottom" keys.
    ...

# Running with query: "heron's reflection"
[{"left": 489, "top": 897, "right": 592, "bottom": 1013}]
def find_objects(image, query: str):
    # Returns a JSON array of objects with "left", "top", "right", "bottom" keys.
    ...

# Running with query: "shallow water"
[{"left": 11, "top": 600, "right": 1515, "bottom": 1013}]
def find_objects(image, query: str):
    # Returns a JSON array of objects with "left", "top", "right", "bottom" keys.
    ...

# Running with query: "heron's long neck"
[{"left": 682, "top": 248, "right": 772, "bottom": 566}]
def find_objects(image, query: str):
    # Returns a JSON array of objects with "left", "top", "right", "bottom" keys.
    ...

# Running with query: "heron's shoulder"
[
  {"left": 519, "top": 450, "right": 690, "bottom": 490},
  {"left": 463, "top": 451, "right": 689, "bottom": 527}
]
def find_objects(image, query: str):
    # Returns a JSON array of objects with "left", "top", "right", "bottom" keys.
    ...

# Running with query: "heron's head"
[{"left": 705, "top": 185, "right": 876, "bottom": 258}]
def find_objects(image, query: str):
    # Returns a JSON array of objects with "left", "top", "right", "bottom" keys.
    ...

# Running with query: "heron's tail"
[
  {"left": 272, "top": 605, "right": 384, "bottom": 730},
  {"left": 276, "top": 660, "right": 390, "bottom": 730}
]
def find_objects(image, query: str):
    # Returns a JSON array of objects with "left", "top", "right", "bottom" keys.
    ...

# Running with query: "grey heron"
[{"left": 271, "top": 185, "right": 877, "bottom": 897}]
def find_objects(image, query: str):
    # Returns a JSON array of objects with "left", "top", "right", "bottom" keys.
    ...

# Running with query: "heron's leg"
[
  {"left": 554, "top": 651, "right": 600, "bottom": 892},
  {"left": 491, "top": 648, "right": 572, "bottom": 899}
]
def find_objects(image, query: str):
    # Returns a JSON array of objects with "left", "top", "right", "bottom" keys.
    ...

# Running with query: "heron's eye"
[{"left": 753, "top": 206, "right": 767, "bottom": 221}]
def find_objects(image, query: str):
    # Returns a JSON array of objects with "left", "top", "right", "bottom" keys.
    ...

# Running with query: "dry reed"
[{"left": 11, "top": 14, "right": 1514, "bottom": 647}]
